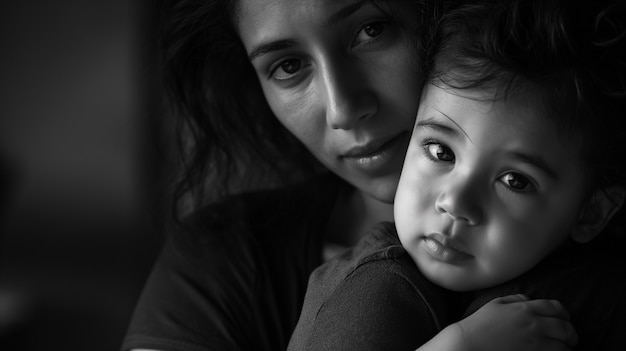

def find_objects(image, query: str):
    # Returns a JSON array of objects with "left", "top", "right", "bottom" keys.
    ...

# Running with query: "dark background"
[{"left": 0, "top": 0, "right": 164, "bottom": 350}]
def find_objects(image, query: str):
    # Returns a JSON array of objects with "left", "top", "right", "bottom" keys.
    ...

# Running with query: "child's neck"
[{"left": 323, "top": 187, "right": 394, "bottom": 260}]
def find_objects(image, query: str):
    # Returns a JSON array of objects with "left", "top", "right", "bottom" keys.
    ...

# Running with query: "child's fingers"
[
  {"left": 493, "top": 293, "right": 530, "bottom": 303},
  {"left": 515, "top": 298, "right": 578, "bottom": 348},
  {"left": 539, "top": 317, "right": 579, "bottom": 348},
  {"left": 523, "top": 299, "right": 571, "bottom": 320},
  {"left": 495, "top": 295, "right": 570, "bottom": 320},
  {"left": 534, "top": 339, "right": 576, "bottom": 351}
]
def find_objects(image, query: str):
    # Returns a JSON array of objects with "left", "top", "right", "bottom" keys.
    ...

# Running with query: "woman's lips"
[
  {"left": 341, "top": 132, "right": 409, "bottom": 173},
  {"left": 421, "top": 234, "right": 472, "bottom": 263}
]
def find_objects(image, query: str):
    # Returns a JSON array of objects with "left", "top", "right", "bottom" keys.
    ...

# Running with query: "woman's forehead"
[
  {"left": 236, "top": 0, "right": 363, "bottom": 24},
  {"left": 235, "top": 0, "right": 369, "bottom": 51}
]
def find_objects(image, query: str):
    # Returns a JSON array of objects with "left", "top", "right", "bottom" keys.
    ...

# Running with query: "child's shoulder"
[
  {"left": 293, "top": 222, "right": 456, "bottom": 349},
  {"left": 309, "top": 221, "right": 443, "bottom": 305}
]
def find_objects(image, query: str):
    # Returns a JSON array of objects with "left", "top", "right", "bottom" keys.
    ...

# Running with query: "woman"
[
  {"left": 123, "top": 0, "right": 626, "bottom": 350},
  {"left": 123, "top": 1, "right": 431, "bottom": 350}
]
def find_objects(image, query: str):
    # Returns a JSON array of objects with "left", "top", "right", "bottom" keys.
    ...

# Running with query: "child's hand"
[{"left": 452, "top": 294, "right": 578, "bottom": 351}]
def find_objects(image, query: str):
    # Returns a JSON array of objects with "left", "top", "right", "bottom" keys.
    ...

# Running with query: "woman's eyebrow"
[
  {"left": 248, "top": 0, "right": 367, "bottom": 61},
  {"left": 249, "top": 39, "right": 297, "bottom": 61}
]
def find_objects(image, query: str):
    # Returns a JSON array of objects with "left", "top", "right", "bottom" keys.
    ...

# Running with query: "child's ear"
[{"left": 572, "top": 187, "right": 626, "bottom": 243}]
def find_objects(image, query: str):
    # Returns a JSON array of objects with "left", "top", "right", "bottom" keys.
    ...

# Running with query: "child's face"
[{"left": 395, "top": 83, "right": 588, "bottom": 291}]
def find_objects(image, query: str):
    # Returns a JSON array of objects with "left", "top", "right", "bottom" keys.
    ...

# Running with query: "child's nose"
[{"left": 435, "top": 175, "right": 483, "bottom": 225}]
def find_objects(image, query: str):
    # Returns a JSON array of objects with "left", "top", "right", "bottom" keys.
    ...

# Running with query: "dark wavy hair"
[
  {"left": 156, "top": 0, "right": 321, "bottom": 224},
  {"left": 419, "top": 0, "right": 626, "bottom": 196}
]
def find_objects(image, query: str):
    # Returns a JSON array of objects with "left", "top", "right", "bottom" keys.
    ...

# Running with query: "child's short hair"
[{"left": 421, "top": 0, "right": 626, "bottom": 192}]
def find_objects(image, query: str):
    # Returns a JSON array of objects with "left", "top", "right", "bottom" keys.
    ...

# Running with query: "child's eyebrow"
[
  {"left": 414, "top": 114, "right": 471, "bottom": 143},
  {"left": 506, "top": 151, "right": 560, "bottom": 181},
  {"left": 414, "top": 120, "right": 456, "bottom": 135}
]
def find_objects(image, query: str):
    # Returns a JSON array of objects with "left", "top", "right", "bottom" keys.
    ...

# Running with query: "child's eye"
[
  {"left": 352, "top": 21, "right": 389, "bottom": 47},
  {"left": 424, "top": 142, "right": 455, "bottom": 162},
  {"left": 499, "top": 172, "right": 536, "bottom": 193}
]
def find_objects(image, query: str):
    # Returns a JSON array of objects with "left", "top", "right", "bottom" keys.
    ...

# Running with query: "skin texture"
[
  {"left": 236, "top": 0, "right": 421, "bottom": 206},
  {"left": 395, "top": 83, "right": 590, "bottom": 291}
]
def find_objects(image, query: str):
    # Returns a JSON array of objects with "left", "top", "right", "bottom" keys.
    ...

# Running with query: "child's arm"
[
  {"left": 418, "top": 294, "right": 578, "bottom": 351},
  {"left": 289, "top": 258, "right": 578, "bottom": 351}
]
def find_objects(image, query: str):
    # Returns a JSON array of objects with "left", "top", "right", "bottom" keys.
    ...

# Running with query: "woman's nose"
[
  {"left": 435, "top": 175, "right": 483, "bottom": 225},
  {"left": 321, "top": 59, "right": 378, "bottom": 130}
]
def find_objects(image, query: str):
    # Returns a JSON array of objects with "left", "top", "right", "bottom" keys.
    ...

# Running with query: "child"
[{"left": 288, "top": 0, "right": 626, "bottom": 350}]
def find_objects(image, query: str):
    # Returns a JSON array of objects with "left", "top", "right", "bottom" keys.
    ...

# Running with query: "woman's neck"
[{"left": 324, "top": 187, "right": 394, "bottom": 258}]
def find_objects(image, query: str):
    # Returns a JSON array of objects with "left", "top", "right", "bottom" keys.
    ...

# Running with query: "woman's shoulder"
[
  {"left": 122, "top": 175, "right": 346, "bottom": 351},
  {"left": 169, "top": 172, "right": 345, "bottom": 264},
  {"left": 196, "top": 172, "right": 342, "bottom": 224}
]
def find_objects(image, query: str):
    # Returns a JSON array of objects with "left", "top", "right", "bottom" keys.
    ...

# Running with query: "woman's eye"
[
  {"left": 425, "top": 143, "right": 455, "bottom": 162},
  {"left": 499, "top": 173, "right": 536, "bottom": 193},
  {"left": 353, "top": 21, "right": 387, "bottom": 46},
  {"left": 363, "top": 22, "right": 384, "bottom": 38},
  {"left": 271, "top": 59, "right": 303, "bottom": 81}
]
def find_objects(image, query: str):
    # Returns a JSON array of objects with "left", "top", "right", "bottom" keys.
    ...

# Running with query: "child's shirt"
[{"left": 287, "top": 222, "right": 457, "bottom": 351}]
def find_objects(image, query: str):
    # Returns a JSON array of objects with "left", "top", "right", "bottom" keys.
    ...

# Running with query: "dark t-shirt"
[
  {"left": 287, "top": 222, "right": 457, "bottom": 351},
  {"left": 121, "top": 174, "right": 346, "bottom": 351}
]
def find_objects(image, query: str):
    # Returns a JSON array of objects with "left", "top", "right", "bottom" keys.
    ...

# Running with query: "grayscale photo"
[{"left": 1, "top": 0, "right": 625, "bottom": 350}]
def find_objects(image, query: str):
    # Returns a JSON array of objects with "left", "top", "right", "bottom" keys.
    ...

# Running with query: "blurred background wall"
[{"left": 0, "top": 0, "right": 163, "bottom": 350}]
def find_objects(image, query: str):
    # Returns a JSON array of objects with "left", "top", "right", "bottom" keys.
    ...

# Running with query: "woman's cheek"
[{"left": 264, "top": 88, "right": 299, "bottom": 129}]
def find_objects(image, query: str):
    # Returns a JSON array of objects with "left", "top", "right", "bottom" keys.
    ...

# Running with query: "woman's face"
[{"left": 236, "top": 0, "right": 421, "bottom": 203}]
